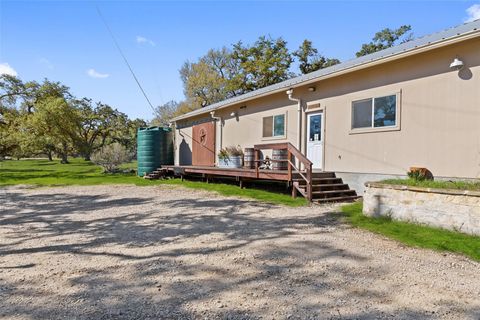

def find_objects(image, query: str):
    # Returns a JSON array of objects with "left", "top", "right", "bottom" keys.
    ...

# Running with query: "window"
[
  {"left": 352, "top": 94, "right": 397, "bottom": 130},
  {"left": 263, "top": 114, "right": 285, "bottom": 138}
]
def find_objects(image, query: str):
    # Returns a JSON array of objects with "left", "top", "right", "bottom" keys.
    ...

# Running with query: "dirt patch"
[{"left": 1, "top": 185, "right": 479, "bottom": 319}]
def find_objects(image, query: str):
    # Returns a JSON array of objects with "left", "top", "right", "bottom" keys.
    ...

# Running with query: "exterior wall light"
[
  {"left": 449, "top": 57, "right": 464, "bottom": 71},
  {"left": 308, "top": 86, "right": 316, "bottom": 92}
]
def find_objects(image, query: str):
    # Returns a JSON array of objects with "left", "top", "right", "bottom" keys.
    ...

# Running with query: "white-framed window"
[
  {"left": 351, "top": 94, "right": 397, "bottom": 130},
  {"left": 263, "top": 114, "right": 285, "bottom": 138}
]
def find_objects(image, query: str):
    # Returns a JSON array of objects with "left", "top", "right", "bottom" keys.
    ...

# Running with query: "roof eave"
[{"left": 171, "top": 28, "right": 480, "bottom": 123}]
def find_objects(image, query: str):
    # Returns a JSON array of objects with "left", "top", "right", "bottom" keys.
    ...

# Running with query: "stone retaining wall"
[{"left": 363, "top": 183, "right": 480, "bottom": 236}]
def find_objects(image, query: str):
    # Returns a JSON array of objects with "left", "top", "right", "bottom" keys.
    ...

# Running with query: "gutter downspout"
[
  {"left": 286, "top": 89, "right": 302, "bottom": 167},
  {"left": 169, "top": 121, "right": 177, "bottom": 165},
  {"left": 210, "top": 111, "right": 222, "bottom": 163}
]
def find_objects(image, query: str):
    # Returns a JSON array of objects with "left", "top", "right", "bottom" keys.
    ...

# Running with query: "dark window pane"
[
  {"left": 352, "top": 99, "right": 372, "bottom": 129},
  {"left": 309, "top": 115, "right": 321, "bottom": 141},
  {"left": 374, "top": 95, "right": 396, "bottom": 127},
  {"left": 273, "top": 114, "right": 285, "bottom": 136},
  {"left": 263, "top": 116, "right": 273, "bottom": 137}
]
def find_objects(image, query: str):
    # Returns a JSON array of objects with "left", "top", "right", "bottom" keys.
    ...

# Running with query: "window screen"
[
  {"left": 352, "top": 99, "right": 373, "bottom": 129},
  {"left": 263, "top": 114, "right": 285, "bottom": 137},
  {"left": 263, "top": 116, "right": 273, "bottom": 137}
]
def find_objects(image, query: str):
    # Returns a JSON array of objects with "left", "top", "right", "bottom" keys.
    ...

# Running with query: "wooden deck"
[
  {"left": 157, "top": 142, "right": 358, "bottom": 203},
  {"left": 161, "top": 165, "right": 292, "bottom": 181}
]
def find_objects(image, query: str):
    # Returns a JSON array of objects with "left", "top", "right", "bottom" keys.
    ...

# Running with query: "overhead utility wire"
[{"left": 95, "top": 5, "right": 156, "bottom": 113}]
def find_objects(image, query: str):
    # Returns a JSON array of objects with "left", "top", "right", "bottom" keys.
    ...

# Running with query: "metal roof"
[{"left": 173, "top": 19, "right": 480, "bottom": 122}]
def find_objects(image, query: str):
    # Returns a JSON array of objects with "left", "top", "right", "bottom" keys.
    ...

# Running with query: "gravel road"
[{"left": 0, "top": 185, "right": 479, "bottom": 320}]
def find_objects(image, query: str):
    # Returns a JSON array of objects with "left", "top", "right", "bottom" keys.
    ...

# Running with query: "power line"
[{"left": 95, "top": 4, "right": 156, "bottom": 113}]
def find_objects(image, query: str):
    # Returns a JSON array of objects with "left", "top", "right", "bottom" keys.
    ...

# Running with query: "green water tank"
[{"left": 137, "top": 127, "right": 174, "bottom": 176}]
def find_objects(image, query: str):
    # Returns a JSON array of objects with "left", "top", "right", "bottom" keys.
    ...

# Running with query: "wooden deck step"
[
  {"left": 293, "top": 170, "right": 358, "bottom": 202},
  {"left": 299, "top": 183, "right": 355, "bottom": 195},
  {"left": 311, "top": 183, "right": 350, "bottom": 191},
  {"left": 296, "top": 188, "right": 356, "bottom": 196},
  {"left": 292, "top": 172, "right": 336, "bottom": 179},
  {"left": 311, "top": 172, "right": 336, "bottom": 178},
  {"left": 297, "top": 184, "right": 350, "bottom": 192},
  {"left": 315, "top": 195, "right": 360, "bottom": 203},
  {"left": 312, "top": 189, "right": 356, "bottom": 195},
  {"left": 143, "top": 168, "right": 168, "bottom": 180},
  {"left": 294, "top": 177, "right": 343, "bottom": 184}
]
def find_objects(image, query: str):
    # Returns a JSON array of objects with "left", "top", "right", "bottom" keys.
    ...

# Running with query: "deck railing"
[{"left": 253, "top": 142, "right": 313, "bottom": 201}]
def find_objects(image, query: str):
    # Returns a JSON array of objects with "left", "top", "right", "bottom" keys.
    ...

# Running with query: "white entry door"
[{"left": 306, "top": 112, "right": 324, "bottom": 170}]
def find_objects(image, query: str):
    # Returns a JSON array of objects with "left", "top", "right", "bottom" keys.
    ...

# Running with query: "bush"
[
  {"left": 91, "top": 143, "right": 132, "bottom": 173},
  {"left": 407, "top": 167, "right": 433, "bottom": 181},
  {"left": 218, "top": 145, "right": 244, "bottom": 160}
]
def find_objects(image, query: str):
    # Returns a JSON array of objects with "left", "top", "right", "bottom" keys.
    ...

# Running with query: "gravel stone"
[{"left": 0, "top": 184, "right": 479, "bottom": 319}]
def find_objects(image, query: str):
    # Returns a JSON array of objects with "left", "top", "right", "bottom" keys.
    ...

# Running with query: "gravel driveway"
[{"left": 0, "top": 185, "right": 479, "bottom": 320}]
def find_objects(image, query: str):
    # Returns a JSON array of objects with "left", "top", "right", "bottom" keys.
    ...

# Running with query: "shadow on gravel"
[{"left": 1, "top": 189, "right": 477, "bottom": 319}]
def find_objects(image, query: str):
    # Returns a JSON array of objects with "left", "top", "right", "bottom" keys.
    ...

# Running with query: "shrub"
[
  {"left": 218, "top": 148, "right": 230, "bottom": 160},
  {"left": 226, "top": 145, "right": 244, "bottom": 157},
  {"left": 217, "top": 145, "right": 244, "bottom": 160},
  {"left": 91, "top": 143, "right": 132, "bottom": 173},
  {"left": 407, "top": 167, "right": 433, "bottom": 181}
]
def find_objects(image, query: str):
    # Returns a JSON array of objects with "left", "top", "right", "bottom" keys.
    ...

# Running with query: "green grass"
[
  {"left": 341, "top": 202, "right": 480, "bottom": 261},
  {"left": 160, "top": 179, "right": 307, "bottom": 207},
  {"left": 0, "top": 159, "right": 306, "bottom": 207},
  {"left": 381, "top": 178, "right": 480, "bottom": 191}
]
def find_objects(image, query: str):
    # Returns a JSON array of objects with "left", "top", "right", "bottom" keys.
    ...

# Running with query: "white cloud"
[
  {"left": 0, "top": 63, "right": 18, "bottom": 76},
  {"left": 87, "top": 68, "right": 109, "bottom": 79},
  {"left": 39, "top": 58, "right": 54, "bottom": 69},
  {"left": 465, "top": 3, "right": 480, "bottom": 22},
  {"left": 136, "top": 35, "right": 156, "bottom": 46}
]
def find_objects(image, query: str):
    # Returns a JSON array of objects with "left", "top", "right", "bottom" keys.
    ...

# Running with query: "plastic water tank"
[{"left": 137, "top": 127, "right": 173, "bottom": 176}]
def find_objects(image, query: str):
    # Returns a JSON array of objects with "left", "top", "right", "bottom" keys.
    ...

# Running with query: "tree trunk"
[
  {"left": 60, "top": 154, "right": 69, "bottom": 164},
  {"left": 47, "top": 151, "right": 53, "bottom": 161},
  {"left": 60, "top": 143, "right": 69, "bottom": 164},
  {"left": 84, "top": 154, "right": 91, "bottom": 161}
]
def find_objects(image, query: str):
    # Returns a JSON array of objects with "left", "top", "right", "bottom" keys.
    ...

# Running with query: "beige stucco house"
[{"left": 171, "top": 20, "right": 480, "bottom": 193}]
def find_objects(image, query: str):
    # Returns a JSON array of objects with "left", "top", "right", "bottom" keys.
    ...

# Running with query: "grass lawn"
[
  {"left": 341, "top": 202, "right": 480, "bottom": 261},
  {"left": 381, "top": 178, "right": 480, "bottom": 191},
  {"left": 0, "top": 158, "right": 307, "bottom": 207}
]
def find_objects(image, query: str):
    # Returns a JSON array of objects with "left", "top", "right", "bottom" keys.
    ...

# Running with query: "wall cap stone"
[{"left": 364, "top": 182, "right": 480, "bottom": 197}]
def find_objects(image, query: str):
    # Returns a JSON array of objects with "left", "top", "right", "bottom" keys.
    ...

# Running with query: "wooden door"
[{"left": 192, "top": 121, "right": 216, "bottom": 166}]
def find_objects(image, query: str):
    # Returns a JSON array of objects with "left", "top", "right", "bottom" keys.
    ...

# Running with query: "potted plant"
[{"left": 218, "top": 146, "right": 244, "bottom": 168}]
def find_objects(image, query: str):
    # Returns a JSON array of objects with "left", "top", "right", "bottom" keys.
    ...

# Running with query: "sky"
[{"left": 1, "top": 1, "right": 480, "bottom": 121}]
